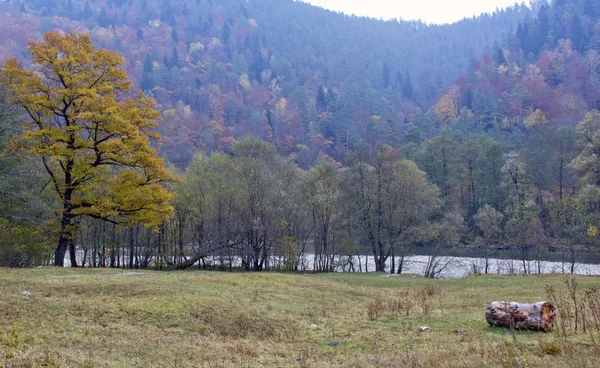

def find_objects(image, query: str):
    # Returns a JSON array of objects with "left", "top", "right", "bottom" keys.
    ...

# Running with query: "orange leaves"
[
  {"left": 281, "top": 135, "right": 295, "bottom": 153},
  {"left": 217, "top": 136, "right": 237, "bottom": 151},
  {"left": 311, "top": 133, "right": 333, "bottom": 147},
  {"left": 208, "top": 84, "right": 225, "bottom": 124},
  {"left": 321, "top": 153, "right": 342, "bottom": 168},
  {"left": 265, "top": 123, "right": 274, "bottom": 141}
]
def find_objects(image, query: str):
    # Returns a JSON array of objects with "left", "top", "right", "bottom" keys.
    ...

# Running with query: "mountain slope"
[
  {"left": 0, "top": 0, "right": 533, "bottom": 166},
  {"left": 435, "top": 0, "right": 600, "bottom": 136}
]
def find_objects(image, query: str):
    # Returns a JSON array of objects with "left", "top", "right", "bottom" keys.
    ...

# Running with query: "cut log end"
[{"left": 485, "top": 301, "right": 557, "bottom": 332}]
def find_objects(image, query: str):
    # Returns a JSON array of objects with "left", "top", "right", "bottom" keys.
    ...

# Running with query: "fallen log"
[{"left": 485, "top": 301, "right": 557, "bottom": 332}]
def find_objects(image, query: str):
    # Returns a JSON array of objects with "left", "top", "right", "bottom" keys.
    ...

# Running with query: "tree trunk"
[
  {"left": 397, "top": 255, "right": 405, "bottom": 274},
  {"left": 374, "top": 252, "right": 385, "bottom": 272},
  {"left": 69, "top": 241, "right": 78, "bottom": 267},
  {"left": 485, "top": 301, "right": 557, "bottom": 332},
  {"left": 54, "top": 154, "right": 75, "bottom": 267},
  {"left": 54, "top": 211, "right": 74, "bottom": 266},
  {"left": 55, "top": 235, "right": 68, "bottom": 267},
  {"left": 175, "top": 253, "right": 203, "bottom": 270},
  {"left": 129, "top": 227, "right": 135, "bottom": 269}
]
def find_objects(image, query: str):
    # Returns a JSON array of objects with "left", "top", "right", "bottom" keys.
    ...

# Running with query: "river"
[{"left": 63, "top": 250, "right": 600, "bottom": 278}]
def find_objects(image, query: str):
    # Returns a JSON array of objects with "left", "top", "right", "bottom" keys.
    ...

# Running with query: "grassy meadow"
[{"left": 1, "top": 268, "right": 600, "bottom": 367}]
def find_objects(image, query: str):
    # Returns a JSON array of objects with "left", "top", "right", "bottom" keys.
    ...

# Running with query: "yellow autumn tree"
[
  {"left": 435, "top": 93, "right": 457, "bottom": 125},
  {"left": 0, "top": 31, "right": 177, "bottom": 266},
  {"left": 525, "top": 109, "right": 549, "bottom": 128}
]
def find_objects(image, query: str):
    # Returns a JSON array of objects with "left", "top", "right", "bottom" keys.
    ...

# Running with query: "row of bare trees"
[{"left": 59, "top": 139, "right": 446, "bottom": 272}]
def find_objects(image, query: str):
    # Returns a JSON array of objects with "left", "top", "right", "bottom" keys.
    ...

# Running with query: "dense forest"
[
  {"left": 0, "top": 0, "right": 536, "bottom": 166},
  {"left": 2, "top": 0, "right": 600, "bottom": 274}
]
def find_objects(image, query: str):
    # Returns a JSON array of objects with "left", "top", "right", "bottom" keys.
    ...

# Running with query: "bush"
[{"left": 0, "top": 221, "right": 50, "bottom": 267}]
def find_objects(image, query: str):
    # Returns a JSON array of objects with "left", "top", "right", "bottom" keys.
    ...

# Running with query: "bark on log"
[{"left": 485, "top": 301, "right": 557, "bottom": 332}]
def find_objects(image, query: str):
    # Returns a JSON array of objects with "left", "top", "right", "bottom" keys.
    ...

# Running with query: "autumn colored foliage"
[{"left": 0, "top": 31, "right": 176, "bottom": 266}]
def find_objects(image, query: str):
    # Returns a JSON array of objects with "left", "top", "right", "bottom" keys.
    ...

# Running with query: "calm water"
[
  {"left": 305, "top": 254, "right": 600, "bottom": 278},
  {"left": 64, "top": 250, "right": 600, "bottom": 278}
]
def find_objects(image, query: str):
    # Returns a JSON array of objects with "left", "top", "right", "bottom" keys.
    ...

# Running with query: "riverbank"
[
  {"left": 1, "top": 268, "right": 599, "bottom": 367},
  {"left": 62, "top": 250, "right": 600, "bottom": 278}
]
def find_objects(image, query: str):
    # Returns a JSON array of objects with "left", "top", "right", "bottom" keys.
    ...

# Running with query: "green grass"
[{"left": 1, "top": 268, "right": 599, "bottom": 367}]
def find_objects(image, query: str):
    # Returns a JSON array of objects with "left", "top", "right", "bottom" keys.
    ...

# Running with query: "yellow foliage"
[
  {"left": 163, "top": 109, "right": 177, "bottom": 117},
  {"left": 497, "top": 64, "right": 509, "bottom": 74},
  {"left": 209, "top": 120, "right": 225, "bottom": 135},
  {"left": 275, "top": 97, "right": 287, "bottom": 115},
  {"left": 525, "top": 64, "right": 544, "bottom": 81},
  {"left": 0, "top": 32, "right": 177, "bottom": 256},
  {"left": 435, "top": 94, "right": 457, "bottom": 124},
  {"left": 587, "top": 225, "right": 598, "bottom": 238},
  {"left": 525, "top": 109, "right": 549, "bottom": 128},
  {"left": 239, "top": 73, "right": 251, "bottom": 90}
]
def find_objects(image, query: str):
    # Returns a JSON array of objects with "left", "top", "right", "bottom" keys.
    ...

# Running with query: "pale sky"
[{"left": 303, "top": 0, "right": 532, "bottom": 24}]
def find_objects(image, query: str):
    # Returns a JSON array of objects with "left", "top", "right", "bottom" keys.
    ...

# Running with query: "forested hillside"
[
  {"left": 434, "top": 0, "right": 600, "bottom": 135},
  {"left": 413, "top": 0, "right": 600, "bottom": 206},
  {"left": 401, "top": 0, "right": 600, "bottom": 271},
  {"left": 5, "top": 0, "right": 600, "bottom": 273},
  {"left": 0, "top": 0, "right": 533, "bottom": 166}
]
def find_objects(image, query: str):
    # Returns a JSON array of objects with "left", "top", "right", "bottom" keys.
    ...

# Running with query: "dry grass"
[{"left": 0, "top": 268, "right": 599, "bottom": 367}]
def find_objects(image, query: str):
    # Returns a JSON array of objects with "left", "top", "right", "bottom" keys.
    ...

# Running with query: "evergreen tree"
[
  {"left": 393, "top": 71, "right": 403, "bottom": 90},
  {"left": 494, "top": 46, "right": 506, "bottom": 65},
  {"left": 172, "top": 47, "right": 179, "bottom": 67},
  {"left": 382, "top": 63, "right": 390, "bottom": 89},
  {"left": 83, "top": 1, "right": 93, "bottom": 19},
  {"left": 251, "top": 51, "right": 263, "bottom": 81},
  {"left": 222, "top": 21, "right": 231, "bottom": 43},
  {"left": 142, "top": 54, "right": 152, "bottom": 73},
  {"left": 402, "top": 73, "right": 414, "bottom": 100},
  {"left": 570, "top": 15, "right": 585, "bottom": 52},
  {"left": 316, "top": 86, "right": 326, "bottom": 112},
  {"left": 98, "top": 8, "right": 110, "bottom": 27}
]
